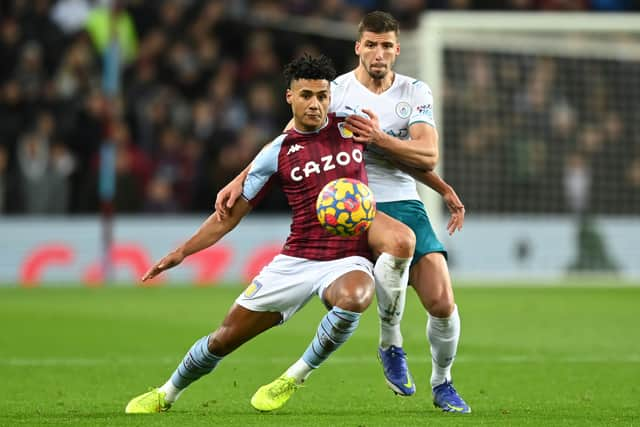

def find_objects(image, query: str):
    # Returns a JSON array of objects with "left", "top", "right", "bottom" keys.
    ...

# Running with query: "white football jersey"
[{"left": 329, "top": 71, "right": 436, "bottom": 203}]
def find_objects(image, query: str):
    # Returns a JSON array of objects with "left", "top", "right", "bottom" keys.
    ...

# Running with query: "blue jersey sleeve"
[{"left": 242, "top": 134, "right": 286, "bottom": 205}]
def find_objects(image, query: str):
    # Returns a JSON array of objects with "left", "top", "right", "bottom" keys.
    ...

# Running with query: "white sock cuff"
[
  {"left": 161, "top": 380, "right": 184, "bottom": 403},
  {"left": 430, "top": 304, "right": 458, "bottom": 321},
  {"left": 428, "top": 304, "right": 459, "bottom": 330},
  {"left": 285, "top": 358, "right": 314, "bottom": 384},
  {"left": 378, "top": 252, "right": 412, "bottom": 268}
]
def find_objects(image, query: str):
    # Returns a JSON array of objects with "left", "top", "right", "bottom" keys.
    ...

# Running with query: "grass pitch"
[{"left": 1, "top": 284, "right": 639, "bottom": 426}]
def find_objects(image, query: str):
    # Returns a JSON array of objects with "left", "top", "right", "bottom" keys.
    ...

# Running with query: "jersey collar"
[
  {"left": 351, "top": 70, "right": 398, "bottom": 96},
  {"left": 292, "top": 117, "right": 329, "bottom": 134}
]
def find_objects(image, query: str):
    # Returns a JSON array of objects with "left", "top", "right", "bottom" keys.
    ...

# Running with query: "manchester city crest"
[{"left": 395, "top": 101, "right": 411, "bottom": 119}]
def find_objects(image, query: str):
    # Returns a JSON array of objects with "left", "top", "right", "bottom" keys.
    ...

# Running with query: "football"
[{"left": 316, "top": 178, "right": 376, "bottom": 237}]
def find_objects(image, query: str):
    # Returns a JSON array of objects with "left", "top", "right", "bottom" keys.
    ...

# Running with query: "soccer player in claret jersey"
[
  {"left": 216, "top": 11, "right": 470, "bottom": 414},
  {"left": 124, "top": 54, "right": 415, "bottom": 414}
]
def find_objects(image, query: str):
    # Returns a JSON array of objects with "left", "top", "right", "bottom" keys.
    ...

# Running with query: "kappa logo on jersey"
[
  {"left": 244, "top": 280, "right": 263, "bottom": 298},
  {"left": 287, "top": 144, "right": 304, "bottom": 155},
  {"left": 290, "top": 149, "right": 363, "bottom": 182},
  {"left": 395, "top": 101, "right": 411, "bottom": 119},
  {"left": 337, "top": 122, "right": 353, "bottom": 139}
]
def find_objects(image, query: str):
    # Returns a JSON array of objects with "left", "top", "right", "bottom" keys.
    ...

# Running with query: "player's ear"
[
  {"left": 396, "top": 42, "right": 400, "bottom": 56},
  {"left": 355, "top": 40, "right": 361, "bottom": 56},
  {"left": 286, "top": 88, "right": 293, "bottom": 105}
]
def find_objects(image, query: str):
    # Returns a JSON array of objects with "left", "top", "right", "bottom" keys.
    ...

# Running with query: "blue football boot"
[
  {"left": 377, "top": 345, "right": 416, "bottom": 396},
  {"left": 432, "top": 380, "right": 471, "bottom": 413}
]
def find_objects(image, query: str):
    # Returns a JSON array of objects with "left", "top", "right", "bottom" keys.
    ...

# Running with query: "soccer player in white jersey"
[
  {"left": 216, "top": 12, "right": 469, "bottom": 413},
  {"left": 339, "top": 11, "right": 470, "bottom": 413}
]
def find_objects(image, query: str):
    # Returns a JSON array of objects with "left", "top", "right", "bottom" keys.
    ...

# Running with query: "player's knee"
[
  {"left": 335, "top": 282, "right": 374, "bottom": 313},
  {"left": 388, "top": 225, "right": 415, "bottom": 259},
  {"left": 208, "top": 328, "right": 234, "bottom": 356},
  {"left": 428, "top": 296, "right": 455, "bottom": 318}
]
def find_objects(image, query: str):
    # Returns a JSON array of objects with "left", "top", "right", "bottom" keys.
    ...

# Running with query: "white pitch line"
[{"left": 1, "top": 354, "right": 639, "bottom": 367}]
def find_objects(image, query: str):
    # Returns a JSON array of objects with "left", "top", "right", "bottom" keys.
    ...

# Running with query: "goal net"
[{"left": 403, "top": 13, "right": 640, "bottom": 279}]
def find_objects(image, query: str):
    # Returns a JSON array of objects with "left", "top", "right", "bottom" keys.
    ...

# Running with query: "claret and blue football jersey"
[{"left": 242, "top": 112, "right": 372, "bottom": 261}]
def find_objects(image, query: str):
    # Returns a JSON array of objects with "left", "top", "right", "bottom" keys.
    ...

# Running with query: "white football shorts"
[{"left": 235, "top": 254, "right": 373, "bottom": 322}]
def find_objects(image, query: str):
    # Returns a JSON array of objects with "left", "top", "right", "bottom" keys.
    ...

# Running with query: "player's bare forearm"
[
  {"left": 375, "top": 132, "right": 438, "bottom": 170},
  {"left": 345, "top": 110, "right": 438, "bottom": 170},
  {"left": 391, "top": 160, "right": 441, "bottom": 191},
  {"left": 408, "top": 167, "right": 448, "bottom": 195},
  {"left": 182, "top": 199, "right": 251, "bottom": 257},
  {"left": 378, "top": 121, "right": 439, "bottom": 170},
  {"left": 391, "top": 161, "right": 465, "bottom": 235},
  {"left": 142, "top": 200, "right": 252, "bottom": 282}
]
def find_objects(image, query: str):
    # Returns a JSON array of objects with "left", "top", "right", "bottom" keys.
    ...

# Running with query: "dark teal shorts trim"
[{"left": 377, "top": 199, "right": 447, "bottom": 266}]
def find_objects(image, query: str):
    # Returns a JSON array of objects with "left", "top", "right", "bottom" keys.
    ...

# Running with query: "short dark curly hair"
[{"left": 283, "top": 54, "right": 336, "bottom": 88}]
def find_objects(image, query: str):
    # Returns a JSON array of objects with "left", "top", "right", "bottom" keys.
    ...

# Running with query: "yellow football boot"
[
  {"left": 250, "top": 375, "right": 299, "bottom": 412},
  {"left": 125, "top": 388, "right": 171, "bottom": 414}
]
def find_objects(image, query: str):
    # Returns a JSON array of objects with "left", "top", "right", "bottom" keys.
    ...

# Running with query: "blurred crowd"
[
  {"left": 0, "top": 0, "right": 639, "bottom": 216},
  {"left": 443, "top": 51, "right": 640, "bottom": 214}
]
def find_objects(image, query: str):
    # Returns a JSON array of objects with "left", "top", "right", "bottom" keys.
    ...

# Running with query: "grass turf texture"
[{"left": 1, "top": 285, "right": 638, "bottom": 426}]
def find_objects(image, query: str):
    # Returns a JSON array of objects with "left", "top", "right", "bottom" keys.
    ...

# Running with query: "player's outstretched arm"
[
  {"left": 345, "top": 108, "right": 439, "bottom": 171},
  {"left": 142, "top": 199, "right": 252, "bottom": 281}
]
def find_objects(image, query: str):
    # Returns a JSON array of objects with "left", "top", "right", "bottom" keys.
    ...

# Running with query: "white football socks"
[
  {"left": 159, "top": 380, "right": 184, "bottom": 404},
  {"left": 374, "top": 253, "right": 411, "bottom": 349},
  {"left": 285, "top": 358, "right": 314, "bottom": 384},
  {"left": 428, "top": 304, "right": 461, "bottom": 388}
]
